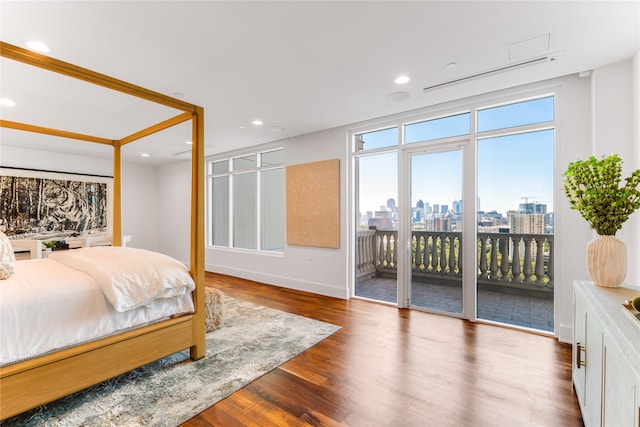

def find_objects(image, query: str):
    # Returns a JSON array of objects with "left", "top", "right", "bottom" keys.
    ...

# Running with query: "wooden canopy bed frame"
[{"left": 0, "top": 41, "right": 206, "bottom": 420}]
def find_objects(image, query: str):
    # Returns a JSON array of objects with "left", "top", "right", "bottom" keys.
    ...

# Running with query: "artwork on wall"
[
  {"left": 0, "top": 167, "right": 112, "bottom": 240},
  {"left": 286, "top": 158, "right": 340, "bottom": 249}
]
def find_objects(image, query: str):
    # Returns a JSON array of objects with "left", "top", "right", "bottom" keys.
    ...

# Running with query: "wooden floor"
[{"left": 183, "top": 272, "right": 584, "bottom": 427}]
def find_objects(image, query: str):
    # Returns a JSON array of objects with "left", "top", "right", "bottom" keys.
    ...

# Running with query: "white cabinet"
[
  {"left": 603, "top": 336, "right": 639, "bottom": 426},
  {"left": 573, "top": 290, "right": 604, "bottom": 426},
  {"left": 573, "top": 280, "right": 640, "bottom": 427}
]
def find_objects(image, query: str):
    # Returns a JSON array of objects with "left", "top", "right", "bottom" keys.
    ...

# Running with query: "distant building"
[
  {"left": 412, "top": 207, "right": 422, "bottom": 222},
  {"left": 452, "top": 200, "right": 462, "bottom": 214},
  {"left": 386, "top": 198, "right": 398, "bottom": 222},
  {"left": 510, "top": 213, "right": 545, "bottom": 234},
  {"left": 519, "top": 202, "right": 547, "bottom": 214},
  {"left": 433, "top": 216, "right": 451, "bottom": 232},
  {"left": 369, "top": 210, "right": 393, "bottom": 230}
]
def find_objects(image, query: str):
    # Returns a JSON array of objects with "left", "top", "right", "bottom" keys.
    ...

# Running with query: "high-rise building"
[
  {"left": 412, "top": 207, "right": 422, "bottom": 222},
  {"left": 510, "top": 213, "right": 545, "bottom": 234},
  {"left": 519, "top": 202, "right": 547, "bottom": 214}
]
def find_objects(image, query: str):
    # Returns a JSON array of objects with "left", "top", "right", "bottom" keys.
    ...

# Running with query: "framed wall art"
[{"left": 0, "top": 167, "right": 112, "bottom": 240}]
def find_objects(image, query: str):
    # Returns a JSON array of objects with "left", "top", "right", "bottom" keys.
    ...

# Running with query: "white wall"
[
  {"left": 0, "top": 145, "right": 161, "bottom": 251},
  {"left": 120, "top": 161, "right": 161, "bottom": 251},
  {"left": 627, "top": 51, "right": 640, "bottom": 286},
  {"left": 592, "top": 58, "right": 640, "bottom": 286},
  {"left": 156, "top": 160, "right": 192, "bottom": 265},
  {"left": 0, "top": 145, "right": 112, "bottom": 176}
]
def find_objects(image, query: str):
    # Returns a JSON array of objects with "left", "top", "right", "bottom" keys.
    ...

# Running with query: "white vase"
[{"left": 586, "top": 235, "right": 627, "bottom": 288}]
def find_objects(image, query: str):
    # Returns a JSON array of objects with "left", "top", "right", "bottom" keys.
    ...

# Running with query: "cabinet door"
[
  {"left": 602, "top": 337, "right": 639, "bottom": 427},
  {"left": 584, "top": 309, "right": 604, "bottom": 427},
  {"left": 574, "top": 292, "right": 587, "bottom": 401},
  {"left": 574, "top": 289, "right": 604, "bottom": 427}
]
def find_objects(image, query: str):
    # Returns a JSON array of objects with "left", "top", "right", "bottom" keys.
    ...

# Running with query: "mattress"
[{"left": 0, "top": 257, "right": 194, "bottom": 366}]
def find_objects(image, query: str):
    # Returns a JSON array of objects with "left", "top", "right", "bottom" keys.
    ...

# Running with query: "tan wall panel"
[{"left": 286, "top": 159, "right": 340, "bottom": 249}]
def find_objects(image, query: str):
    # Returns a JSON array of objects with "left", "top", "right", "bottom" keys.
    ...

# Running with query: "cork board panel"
[{"left": 286, "top": 159, "right": 340, "bottom": 248}]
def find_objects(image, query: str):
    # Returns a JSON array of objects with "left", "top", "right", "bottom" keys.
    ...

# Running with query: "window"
[
  {"left": 404, "top": 112, "right": 470, "bottom": 144},
  {"left": 354, "top": 126, "right": 398, "bottom": 152},
  {"left": 208, "top": 147, "right": 284, "bottom": 252},
  {"left": 477, "top": 96, "right": 554, "bottom": 132}
]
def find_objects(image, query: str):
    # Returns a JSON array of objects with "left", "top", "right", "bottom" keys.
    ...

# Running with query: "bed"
[{"left": 0, "top": 41, "right": 206, "bottom": 420}]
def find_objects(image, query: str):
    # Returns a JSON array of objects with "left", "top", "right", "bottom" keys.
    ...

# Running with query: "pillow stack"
[{"left": 0, "top": 231, "right": 16, "bottom": 279}]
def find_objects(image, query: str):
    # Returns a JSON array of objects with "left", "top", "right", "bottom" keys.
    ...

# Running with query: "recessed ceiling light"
[
  {"left": 251, "top": 120, "right": 263, "bottom": 126},
  {"left": 25, "top": 40, "right": 50, "bottom": 53},
  {"left": 185, "top": 140, "right": 192, "bottom": 145},
  {"left": 394, "top": 75, "right": 410, "bottom": 84},
  {"left": 0, "top": 98, "right": 16, "bottom": 107},
  {"left": 446, "top": 62, "right": 457, "bottom": 70},
  {"left": 141, "top": 153, "right": 151, "bottom": 157},
  {"left": 386, "top": 91, "right": 410, "bottom": 102}
]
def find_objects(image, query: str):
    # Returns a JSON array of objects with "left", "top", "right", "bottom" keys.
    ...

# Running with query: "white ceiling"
[{"left": 1, "top": 1, "right": 639, "bottom": 165}]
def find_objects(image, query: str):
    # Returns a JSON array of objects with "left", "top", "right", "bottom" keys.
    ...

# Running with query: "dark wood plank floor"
[{"left": 182, "top": 272, "right": 583, "bottom": 427}]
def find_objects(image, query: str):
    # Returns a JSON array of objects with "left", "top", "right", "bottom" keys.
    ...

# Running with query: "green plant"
[
  {"left": 563, "top": 154, "right": 640, "bottom": 235},
  {"left": 42, "top": 241, "right": 57, "bottom": 249}
]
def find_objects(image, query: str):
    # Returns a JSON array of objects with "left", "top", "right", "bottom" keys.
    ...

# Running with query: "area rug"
[{"left": 1, "top": 297, "right": 340, "bottom": 427}]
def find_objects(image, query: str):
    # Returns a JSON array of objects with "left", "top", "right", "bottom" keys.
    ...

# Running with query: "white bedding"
[
  {"left": 49, "top": 247, "right": 195, "bottom": 312},
  {"left": 0, "top": 253, "right": 195, "bottom": 366}
]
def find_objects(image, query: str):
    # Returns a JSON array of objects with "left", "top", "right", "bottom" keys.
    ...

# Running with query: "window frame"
[{"left": 206, "top": 145, "right": 284, "bottom": 253}]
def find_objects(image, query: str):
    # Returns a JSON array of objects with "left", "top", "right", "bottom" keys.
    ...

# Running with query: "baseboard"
[
  {"left": 205, "top": 263, "right": 349, "bottom": 299},
  {"left": 557, "top": 322, "right": 573, "bottom": 344}
]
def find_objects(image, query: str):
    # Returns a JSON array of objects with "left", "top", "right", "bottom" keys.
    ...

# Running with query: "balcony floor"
[{"left": 356, "top": 276, "right": 553, "bottom": 332}]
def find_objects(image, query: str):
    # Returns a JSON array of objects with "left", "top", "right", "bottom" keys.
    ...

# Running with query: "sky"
[{"left": 357, "top": 96, "right": 554, "bottom": 217}]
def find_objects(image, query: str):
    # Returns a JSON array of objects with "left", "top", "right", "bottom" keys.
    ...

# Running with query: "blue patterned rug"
[{"left": 1, "top": 297, "right": 340, "bottom": 426}]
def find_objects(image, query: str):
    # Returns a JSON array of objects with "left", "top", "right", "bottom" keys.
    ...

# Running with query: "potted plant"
[
  {"left": 563, "top": 154, "right": 640, "bottom": 287},
  {"left": 42, "top": 241, "right": 57, "bottom": 252}
]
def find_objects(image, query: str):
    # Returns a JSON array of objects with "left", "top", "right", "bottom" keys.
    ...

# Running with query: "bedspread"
[
  {"left": 0, "top": 257, "right": 194, "bottom": 366},
  {"left": 49, "top": 246, "right": 196, "bottom": 312}
]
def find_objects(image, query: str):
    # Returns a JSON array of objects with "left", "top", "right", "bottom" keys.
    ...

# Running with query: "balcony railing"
[{"left": 356, "top": 229, "right": 553, "bottom": 294}]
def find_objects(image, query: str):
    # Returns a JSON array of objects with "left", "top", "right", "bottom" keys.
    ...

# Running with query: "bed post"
[
  {"left": 190, "top": 106, "right": 206, "bottom": 360},
  {"left": 112, "top": 142, "right": 122, "bottom": 247}
]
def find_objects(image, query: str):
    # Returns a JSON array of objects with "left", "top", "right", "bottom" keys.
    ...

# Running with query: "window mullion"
[
  {"left": 228, "top": 170, "right": 234, "bottom": 248},
  {"left": 256, "top": 167, "right": 262, "bottom": 251}
]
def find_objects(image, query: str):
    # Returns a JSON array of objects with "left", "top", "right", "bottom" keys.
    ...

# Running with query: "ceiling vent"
[
  {"left": 423, "top": 53, "right": 561, "bottom": 93},
  {"left": 171, "top": 149, "right": 192, "bottom": 157}
]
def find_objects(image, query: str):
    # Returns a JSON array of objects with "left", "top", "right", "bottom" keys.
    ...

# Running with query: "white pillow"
[{"left": 0, "top": 231, "right": 16, "bottom": 280}]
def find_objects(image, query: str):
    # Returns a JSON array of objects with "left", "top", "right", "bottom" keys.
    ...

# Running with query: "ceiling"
[{"left": 1, "top": 1, "right": 639, "bottom": 165}]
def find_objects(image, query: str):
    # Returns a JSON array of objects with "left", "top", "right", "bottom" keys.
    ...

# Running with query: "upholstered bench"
[{"left": 204, "top": 287, "right": 224, "bottom": 332}]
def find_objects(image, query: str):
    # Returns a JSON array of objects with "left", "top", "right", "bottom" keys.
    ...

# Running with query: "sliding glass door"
[{"left": 408, "top": 148, "right": 464, "bottom": 314}]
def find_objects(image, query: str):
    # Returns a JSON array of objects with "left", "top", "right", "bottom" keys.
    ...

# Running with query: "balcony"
[{"left": 355, "top": 229, "right": 554, "bottom": 331}]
